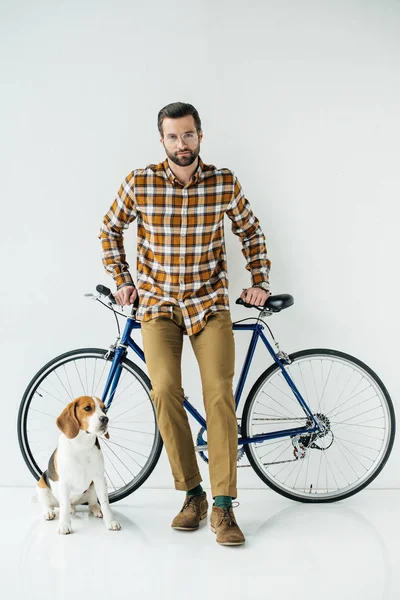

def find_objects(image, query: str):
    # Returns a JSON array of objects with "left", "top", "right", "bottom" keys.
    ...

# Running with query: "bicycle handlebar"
[{"left": 95, "top": 285, "right": 292, "bottom": 313}]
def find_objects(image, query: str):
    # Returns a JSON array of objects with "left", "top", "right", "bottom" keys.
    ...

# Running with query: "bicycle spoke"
[
  {"left": 91, "top": 359, "right": 98, "bottom": 397},
  {"left": 319, "top": 359, "right": 334, "bottom": 414},
  {"left": 322, "top": 450, "right": 339, "bottom": 492},
  {"left": 92, "top": 359, "right": 109, "bottom": 396},
  {"left": 54, "top": 370, "right": 74, "bottom": 402},
  {"left": 35, "top": 387, "right": 66, "bottom": 407},
  {"left": 102, "top": 439, "right": 137, "bottom": 478},
  {"left": 334, "top": 437, "right": 375, "bottom": 467},
  {"left": 334, "top": 404, "right": 383, "bottom": 425},
  {"left": 292, "top": 451, "right": 307, "bottom": 489},
  {"left": 330, "top": 419, "right": 384, "bottom": 429},
  {"left": 315, "top": 450, "right": 323, "bottom": 491},
  {"left": 105, "top": 468, "right": 117, "bottom": 492},
  {"left": 40, "top": 374, "right": 72, "bottom": 404},
  {"left": 261, "top": 440, "right": 292, "bottom": 466},
  {"left": 264, "top": 383, "right": 300, "bottom": 417},
  {"left": 260, "top": 391, "right": 299, "bottom": 419},
  {"left": 29, "top": 407, "right": 58, "bottom": 419},
  {"left": 258, "top": 439, "right": 289, "bottom": 459},
  {"left": 330, "top": 370, "right": 357, "bottom": 415},
  {"left": 73, "top": 360, "right": 87, "bottom": 396},
  {"left": 108, "top": 426, "right": 155, "bottom": 435},
  {"left": 109, "top": 400, "right": 150, "bottom": 422},
  {"left": 104, "top": 438, "right": 149, "bottom": 461},
  {"left": 311, "top": 360, "right": 321, "bottom": 414},
  {"left": 332, "top": 436, "right": 381, "bottom": 453},
  {"left": 105, "top": 434, "right": 152, "bottom": 448},
  {"left": 63, "top": 364, "right": 75, "bottom": 400},
  {"left": 329, "top": 376, "right": 368, "bottom": 417}
]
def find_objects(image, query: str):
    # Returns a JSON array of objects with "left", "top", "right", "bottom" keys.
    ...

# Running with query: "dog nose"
[{"left": 100, "top": 416, "right": 109, "bottom": 425}]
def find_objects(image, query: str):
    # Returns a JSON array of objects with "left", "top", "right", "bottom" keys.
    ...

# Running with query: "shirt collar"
[{"left": 163, "top": 157, "right": 205, "bottom": 186}]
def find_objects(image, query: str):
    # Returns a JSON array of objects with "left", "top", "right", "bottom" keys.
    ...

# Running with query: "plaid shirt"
[{"left": 99, "top": 158, "right": 271, "bottom": 336}]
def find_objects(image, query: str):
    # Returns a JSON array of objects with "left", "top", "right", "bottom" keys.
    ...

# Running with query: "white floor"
[{"left": 0, "top": 487, "right": 398, "bottom": 600}]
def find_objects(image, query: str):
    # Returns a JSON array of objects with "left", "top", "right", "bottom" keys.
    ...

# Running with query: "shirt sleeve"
[
  {"left": 99, "top": 172, "right": 138, "bottom": 288},
  {"left": 226, "top": 176, "right": 271, "bottom": 287}
]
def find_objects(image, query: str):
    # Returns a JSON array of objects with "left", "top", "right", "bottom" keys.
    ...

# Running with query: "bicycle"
[{"left": 18, "top": 285, "right": 395, "bottom": 504}]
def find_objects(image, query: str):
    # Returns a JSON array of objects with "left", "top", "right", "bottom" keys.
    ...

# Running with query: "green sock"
[
  {"left": 187, "top": 484, "right": 204, "bottom": 497},
  {"left": 213, "top": 495, "right": 232, "bottom": 509}
]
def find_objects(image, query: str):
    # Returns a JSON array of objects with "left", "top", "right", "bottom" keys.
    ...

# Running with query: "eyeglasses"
[{"left": 163, "top": 132, "right": 199, "bottom": 147}]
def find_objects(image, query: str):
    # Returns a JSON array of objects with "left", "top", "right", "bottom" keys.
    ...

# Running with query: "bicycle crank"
[{"left": 195, "top": 425, "right": 245, "bottom": 464}]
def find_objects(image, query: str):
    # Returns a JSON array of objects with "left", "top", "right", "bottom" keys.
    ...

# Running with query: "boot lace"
[
  {"left": 181, "top": 495, "right": 199, "bottom": 513},
  {"left": 220, "top": 502, "right": 239, "bottom": 526},
  {"left": 221, "top": 509, "right": 235, "bottom": 526}
]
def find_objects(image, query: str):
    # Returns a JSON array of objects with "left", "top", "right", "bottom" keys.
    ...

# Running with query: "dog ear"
[{"left": 56, "top": 401, "right": 80, "bottom": 439}]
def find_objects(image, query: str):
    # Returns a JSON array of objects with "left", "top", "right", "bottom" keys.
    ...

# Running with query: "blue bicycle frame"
[{"left": 101, "top": 315, "right": 321, "bottom": 447}]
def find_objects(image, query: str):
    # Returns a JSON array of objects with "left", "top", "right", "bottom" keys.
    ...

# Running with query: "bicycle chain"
[
  {"left": 251, "top": 417, "right": 308, "bottom": 421},
  {"left": 238, "top": 457, "right": 303, "bottom": 468},
  {"left": 237, "top": 416, "right": 310, "bottom": 468}
]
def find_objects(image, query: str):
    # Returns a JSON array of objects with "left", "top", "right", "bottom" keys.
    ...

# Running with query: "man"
[{"left": 99, "top": 102, "right": 271, "bottom": 546}]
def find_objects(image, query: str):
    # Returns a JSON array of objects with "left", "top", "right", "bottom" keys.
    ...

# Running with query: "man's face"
[{"left": 161, "top": 115, "right": 202, "bottom": 167}]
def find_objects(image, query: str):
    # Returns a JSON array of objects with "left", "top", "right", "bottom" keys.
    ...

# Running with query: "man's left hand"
[{"left": 240, "top": 287, "right": 271, "bottom": 306}]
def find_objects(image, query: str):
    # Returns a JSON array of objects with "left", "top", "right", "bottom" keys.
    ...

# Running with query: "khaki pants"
[{"left": 141, "top": 307, "right": 237, "bottom": 498}]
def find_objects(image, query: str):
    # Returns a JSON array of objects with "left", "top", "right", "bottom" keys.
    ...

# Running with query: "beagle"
[{"left": 37, "top": 395, "right": 121, "bottom": 535}]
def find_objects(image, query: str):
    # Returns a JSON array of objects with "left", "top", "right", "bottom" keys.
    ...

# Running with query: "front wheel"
[
  {"left": 242, "top": 348, "right": 395, "bottom": 503},
  {"left": 17, "top": 348, "right": 163, "bottom": 503}
]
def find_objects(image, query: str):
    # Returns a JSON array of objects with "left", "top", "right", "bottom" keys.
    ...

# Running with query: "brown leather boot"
[
  {"left": 210, "top": 506, "right": 245, "bottom": 545},
  {"left": 171, "top": 492, "right": 208, "bottom": 530}
]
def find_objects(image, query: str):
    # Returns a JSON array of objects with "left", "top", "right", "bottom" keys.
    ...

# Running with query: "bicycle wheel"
[
  {"left": 242, "top": 348, "right": 395, "bottom": 503},
  {"left": 18, "top": 348, "right": 163, "bottom": 503}
]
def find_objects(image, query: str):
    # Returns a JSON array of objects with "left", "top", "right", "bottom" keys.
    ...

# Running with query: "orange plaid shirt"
[{"left": 99, "top": 158, "right": 271, "bottom": 336}]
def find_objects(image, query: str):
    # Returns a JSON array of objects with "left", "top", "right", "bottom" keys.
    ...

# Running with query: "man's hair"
[{"left": 157, "top": 102, "right": 202, "bottom": 136}]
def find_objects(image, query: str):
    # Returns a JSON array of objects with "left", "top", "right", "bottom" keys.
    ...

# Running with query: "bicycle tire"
[
  {"left": 17, "top": 348, "right": 163, "bottom": 503},
  {"left": 242, "top": 348, "right": 395, "bottom": 503}
]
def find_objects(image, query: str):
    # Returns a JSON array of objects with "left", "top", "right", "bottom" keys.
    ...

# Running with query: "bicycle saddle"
[{"left": 236, "top": 294, "right": 294, "bottom": 312}]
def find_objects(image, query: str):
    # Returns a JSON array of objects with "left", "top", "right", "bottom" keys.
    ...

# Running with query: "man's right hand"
[{"left": 114, "top": 285, "right": 138, "bottom": 306}]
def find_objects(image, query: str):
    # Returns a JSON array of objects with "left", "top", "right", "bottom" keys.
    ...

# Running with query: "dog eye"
[{"left": 84, "top": 406, "right": 92, "bottom": 412}]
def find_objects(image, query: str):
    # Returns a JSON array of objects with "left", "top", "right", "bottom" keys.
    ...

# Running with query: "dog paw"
[
  {"left": 106, "top": 520, "right": 121, "bottom": 531},
  {"left": 90, "top": 504, "right": 103, "bottom": 518},
  {"left": 44, "top": 509, "right": 56, "bottom": 520},
  {"left": 58, "top": 522, "right": 72, "bottom": 535},
  {"left": 69, "top": 506, "right": 76, "bottom": 515}
]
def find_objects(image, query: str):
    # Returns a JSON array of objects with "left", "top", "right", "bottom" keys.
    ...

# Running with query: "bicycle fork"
[{"left": 102, "top": 345, "right": 128, "bottom": 410}]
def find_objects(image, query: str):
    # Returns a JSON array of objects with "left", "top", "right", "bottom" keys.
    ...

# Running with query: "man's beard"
[{"left": 164, "top": 143, "right": 200, "bottom": 167}]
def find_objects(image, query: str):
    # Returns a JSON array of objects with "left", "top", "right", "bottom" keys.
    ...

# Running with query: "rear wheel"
[
  {"left": 242, "top": 349, "right": 395, "bottom": 502},
  {"left": 17, "top": 348, "right": 163, "bottom": 503}
]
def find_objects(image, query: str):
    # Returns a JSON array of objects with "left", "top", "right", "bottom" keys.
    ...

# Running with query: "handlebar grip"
[
  {"left": 96, "top": 284, "right": 116, "bottom": 304},
  {"left": 236, "top": 297, "right": 256, "bottom": 309},
  {"left": 96, "top": 284, "right": 140, "bottom": 309}
]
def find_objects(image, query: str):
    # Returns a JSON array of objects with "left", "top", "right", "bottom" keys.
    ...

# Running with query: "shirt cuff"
[
  {"left": 115, "top": 272, "right": 134, "bottom": 289},
  {"left": 251, "top": 274, "right": 270, "bottom": 290}
]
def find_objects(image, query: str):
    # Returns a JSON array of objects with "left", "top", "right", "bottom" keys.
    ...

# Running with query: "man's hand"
[
  {"left": 240, "top": 287, "right": 270, "bottom": 306},
  {"left": 114, "top": 285, "right": 138, "bottom": 306}
]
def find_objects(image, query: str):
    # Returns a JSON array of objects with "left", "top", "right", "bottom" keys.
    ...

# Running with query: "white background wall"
[{"left": 1, "top": 0, "right": 399, "bottom": 489}]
